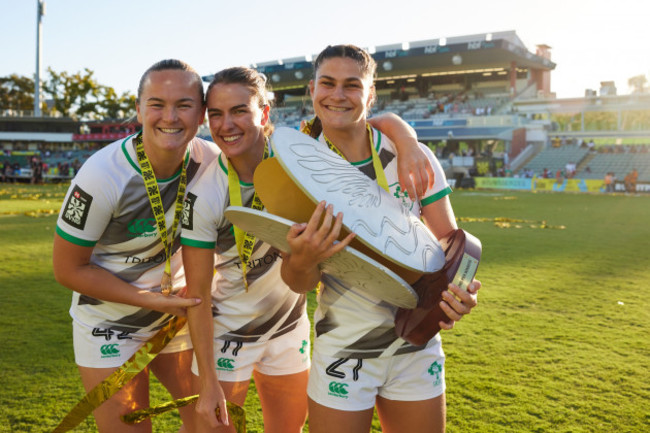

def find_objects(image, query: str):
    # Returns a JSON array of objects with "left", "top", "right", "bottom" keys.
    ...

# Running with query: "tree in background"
[
  {"left": 628, "top": 74, "right": 648, "bottom": 94},
  {"left": 0, "top": 74, "right": 37, "bottom": 112},
  {"left": 42, "top": 67, "right": 102, "bottom": 118},
  {"left": 0, "top": 68, "right": 136, "bottom": 120},
  {"left": 98, "top": 85, "right": 136, "bottom": 120}
]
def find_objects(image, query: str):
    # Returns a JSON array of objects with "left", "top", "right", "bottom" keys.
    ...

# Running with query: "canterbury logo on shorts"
[
  {"left": 327, "top": 381, "right": 349, "bottom": 398},
  {"left": 216, "top": 358, "right": 235, "bottom": 371},
  {"left": 100, "top": 343, "right": 120, "bottom": 358}
]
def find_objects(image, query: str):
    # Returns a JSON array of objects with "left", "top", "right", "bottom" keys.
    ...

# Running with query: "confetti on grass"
[{"left": 457, "top": 216, "right": 566, "bottom": 230}]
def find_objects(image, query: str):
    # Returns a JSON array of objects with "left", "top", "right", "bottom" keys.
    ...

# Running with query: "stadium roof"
[{"left": 202, "top": 30, "right": 556, "bottom": 91}]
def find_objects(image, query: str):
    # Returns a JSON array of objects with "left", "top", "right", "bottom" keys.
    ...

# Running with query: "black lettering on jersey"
[
  {"left": 92, "top": 328, "right": 115, "bottom": 341},
  {"left": 181, "top": 192, "right": 197, "bottom": 230},
  {"left": 62, "top": 185, "right": 93, "bottom": 230},
  {"left": 219, "top": 340, "right": 243, "bottom": 356},
  {"left": 92, "top": 327, "right": 131, "bottom": 341},
  {"left": 326, "top": 358, "right": 363, "bottom": 381},
  {"left": 351, "top": 359, "right": 363, "bottom": 381},
  {"left": 325, "top": 358, "right": 348, "bottom": 379}
]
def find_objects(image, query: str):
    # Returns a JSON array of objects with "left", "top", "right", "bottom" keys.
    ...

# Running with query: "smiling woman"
[
  {"left": 280, "top": 44, "right": 482, "bottom": 433},
  {"left": 51, "top": 59, "right": 225, "bottom": 433},
  {"left": 180, "top": 66, "right": 311, "bottom": 433},
  {"left": 180, "top": 64, "right": 440, "bottom": 433},
  {"left": 135, "top": 61, "right": 206, "bottom": 179}
]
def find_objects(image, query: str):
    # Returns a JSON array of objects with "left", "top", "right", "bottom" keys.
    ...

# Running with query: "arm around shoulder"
[{"left": 368, "top": 112, "right": 435, "bottom": 199}]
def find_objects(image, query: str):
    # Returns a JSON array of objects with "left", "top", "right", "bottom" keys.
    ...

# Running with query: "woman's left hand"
[
  {"left": 439, "top": 279, "right": 481, "bottom": 330},
  {"left": 396, "top": 141, "right": 435, "bottom": 200}
]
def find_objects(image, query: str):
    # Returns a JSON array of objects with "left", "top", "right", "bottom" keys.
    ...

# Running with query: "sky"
[{"left": 1, "top": 0, "right": 648, "bottom": 99}]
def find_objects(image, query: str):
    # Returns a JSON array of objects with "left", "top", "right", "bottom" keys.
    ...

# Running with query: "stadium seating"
[
  {"left": 522, "top": 146, "right": 590, "bottom": 176},
  {"left": 576, "top": 152, "right": 650, "bottom": 182}
]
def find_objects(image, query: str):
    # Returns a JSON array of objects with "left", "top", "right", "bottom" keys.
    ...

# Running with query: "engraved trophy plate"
[
  {"left": 267, "top": 127, "right": 445, "bottom": 274},
  {"left": 224, "top": 206, "right": 418, "bottom": 308}
]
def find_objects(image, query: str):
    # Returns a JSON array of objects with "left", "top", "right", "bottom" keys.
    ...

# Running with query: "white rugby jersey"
[
  {"left": 313, "top": 127, "right": 452, "bottom": 359},
  {"left": 180, "top": 151, "right": 307, "bottom": 343},
  {"left": 56, "top": 134, "right": 220, "bottom": 336}
]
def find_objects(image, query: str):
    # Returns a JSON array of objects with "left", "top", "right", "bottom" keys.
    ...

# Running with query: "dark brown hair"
[
  {"left": 313, "top": 44, "right": 377, "bottom": 81},
  {"left": 206, "top": 66, "right": 274, "bottom": 137},
  {"left": 307, "top": 45, "right": 377, "bottom": 138},
  {"left": 137, "top": 59, "right": 204, "bottom": 104}
]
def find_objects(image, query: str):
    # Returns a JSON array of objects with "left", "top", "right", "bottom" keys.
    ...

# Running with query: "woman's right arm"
[
  {"left": 281, "top": 201, "right": 355, "bottom": 294},
  {"left": 52, "top": 234, "right": 199, "bottom": 316},
  {"left": 183, "top": 245, "right": 228, "bottom": 428}
]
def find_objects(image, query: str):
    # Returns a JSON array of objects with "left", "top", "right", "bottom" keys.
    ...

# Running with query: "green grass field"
[{"left": 1, "top": 184, "right": 649, "bottom": 433}]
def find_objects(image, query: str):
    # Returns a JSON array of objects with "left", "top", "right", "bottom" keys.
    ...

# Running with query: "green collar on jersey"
[
  {"left": 121, "top": 133, "right": 190, "bottom": 182},
  {"left": 216, "top": 140, "right": 274, "bottom": 187}
]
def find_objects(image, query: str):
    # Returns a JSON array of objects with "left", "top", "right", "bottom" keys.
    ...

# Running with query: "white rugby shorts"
[
  {"left": 192, "top": 317, "right": 310, "bottom": 382},
  {"left": 308, "top": 340, "right": 445, "bottom": 411},
  {"left": 73, "top": 320, "right": 192, "bottom": 368}
]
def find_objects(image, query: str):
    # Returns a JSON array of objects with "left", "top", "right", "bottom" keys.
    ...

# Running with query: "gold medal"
[{"left": 161, "top": 271, "right": 173, "bottom": 296}]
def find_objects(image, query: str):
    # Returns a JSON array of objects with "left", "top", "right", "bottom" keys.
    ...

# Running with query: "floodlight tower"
[{"left": 34, "top": 0, "right": 45, "bottom": 117}]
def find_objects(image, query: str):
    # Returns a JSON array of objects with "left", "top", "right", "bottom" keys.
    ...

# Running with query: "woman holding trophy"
[{"left": 281, "top": 44, "right": 482, "bottom": 433}]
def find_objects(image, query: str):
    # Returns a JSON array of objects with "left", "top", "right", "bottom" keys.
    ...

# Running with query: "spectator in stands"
[
  {"left": 1, "top": 160, "right": 9, "bottom": 182},
  {"left": 565, "top": 161, "right": 576, "bottom": 178},
  {"left": 72, "top": 159, "right": 82, "bottom": 176},
  {"left": 587, "top": 140, "right": 595, "bottom": 151},
  {"left": 30, "top": 156, "right": 44, "bottom": 185},
  {"left": 542, "top": 167, "right": 549, "bottom": 178},
  {"left": 624, "top": 169, "right": 638, "bottom": 193},
  {"left": 282, "top": 43, "right": 480, "bottom": 433},
  {"left": 604, "top": 172, "right": 614, "bottom": 192}
]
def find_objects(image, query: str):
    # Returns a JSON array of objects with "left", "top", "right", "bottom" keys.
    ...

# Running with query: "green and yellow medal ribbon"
[
  {"left": 322, "top": 123, "right": 389, "bottom": 193},
  {"left": 134, "top": 133, "right": 189, "bottom": 295},
  {"left": 227, "top": 140, "right": 270, "bottom": 291},
  {"left": 51, "top": 317, "right": 187, "bottom": 433}
]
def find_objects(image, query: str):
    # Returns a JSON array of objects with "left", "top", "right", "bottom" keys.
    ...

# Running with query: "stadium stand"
[
  {"left": 577, "top": 151, "right": 650, "bottom": 182},
  {"left": 3, "top": 31, "right": 649, "bottom": 191},
  {"left": 523, "top": 146, "right": 590, "bottom": 177}
]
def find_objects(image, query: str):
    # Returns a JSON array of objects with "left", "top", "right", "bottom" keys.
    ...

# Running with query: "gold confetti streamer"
[
  {"left": 457, "top": 216, "right": 565, "bottom": 229},
  {"left": 51, "top": 317, "right": 186, "bottom": 433},
  {"left": 122, "top": 397, "right": 246, "bottom": 432}
]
